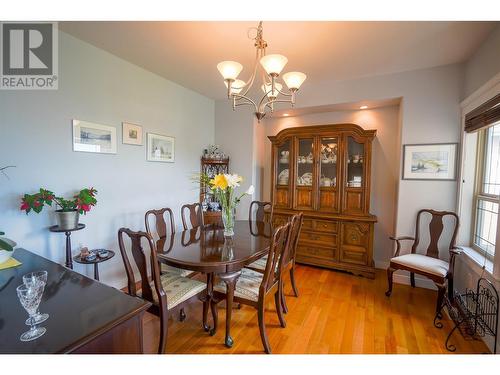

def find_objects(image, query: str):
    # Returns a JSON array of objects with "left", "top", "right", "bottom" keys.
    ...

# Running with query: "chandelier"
[{"left": 217, "top": 22, "right": 307, "bottom": 122}]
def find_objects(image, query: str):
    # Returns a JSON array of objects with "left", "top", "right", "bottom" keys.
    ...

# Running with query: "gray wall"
[
  {"left": 0, "top": 31, "right": 214, "bottom": 288},
  {"left": 463, "top": 24, "right": 500, "bottom": 98}
]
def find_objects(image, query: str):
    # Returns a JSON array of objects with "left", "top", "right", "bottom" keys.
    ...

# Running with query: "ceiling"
[{"left": 60, "top": 21, "right": 497, "bottom": 100}]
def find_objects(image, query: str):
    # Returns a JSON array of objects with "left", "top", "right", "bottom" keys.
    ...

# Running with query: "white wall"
[
  {"left": 215, "top": 64, "right": 464, "bottom": 273},
  {"left": 463, "top": 24, "right": 500, "bottom": 99},
  {"left": 261, "top": 106, "right": 401, "bottom": 265},
  {"left": 0, "top": 31, "right": 214, "bottom": 288}
]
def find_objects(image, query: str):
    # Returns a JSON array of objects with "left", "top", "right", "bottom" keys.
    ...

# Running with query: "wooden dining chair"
[
  {"left": 385, "top": 209, "right": 461, "bottom": 323},
  {"left": 118, "top": 228, "right": 207, "bottom": 354},
  {"left": 247, "top": 200, "right": 274, "bottom": 268},
  {"left": 247, "top": 213, "right": 303, "bottom": 313},
  {"left": 212, "top": 221, "right": 292, "bottom": 354},
  {"left": 145, "top": 207, "right": 195, "bottom": 278},
  {"left": 181, "top": 202, "right": 204, "bottom": 230},
  {"left": 249, "top": 200, "right": 273, "bottom": 223}
]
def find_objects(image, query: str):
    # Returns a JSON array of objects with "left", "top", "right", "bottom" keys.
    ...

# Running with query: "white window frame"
[
  {"left": 471, "top": 124, "right": 499, "bottom": 260},
  {"left": 458, "top": 72, "right": 500, "bottom": 279}
]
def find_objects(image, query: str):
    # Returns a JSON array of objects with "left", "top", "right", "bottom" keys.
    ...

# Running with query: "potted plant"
[
  {"left": 20, "top": 187, "right": 97, "bottom": 230},
  {"left": 0, "top": 231, "right": 16, "bottom": 264}
]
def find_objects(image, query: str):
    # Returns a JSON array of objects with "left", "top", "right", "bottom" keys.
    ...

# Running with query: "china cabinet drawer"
[
  {"left": 297, "top": 244, "right": 336, "bottom": 260},
  {"left": 300, "top": 231, "right": 336, "bottom": 246},
  {"left": 301, "top": 218, "right": 337, "bottom": 233},
  {"left": 340, "top": 247, "right": 368, "bottom": 265},
  {"left": 312, "top": 219, "right": 337, "bottom": 233},
  {"left": 271, "top": 214, "right": 289, "bottom": 227}
]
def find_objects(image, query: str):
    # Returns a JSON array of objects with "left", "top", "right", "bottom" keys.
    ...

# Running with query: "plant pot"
[{"left": 55, "top": 210, "right": 80, "bottom": 230}]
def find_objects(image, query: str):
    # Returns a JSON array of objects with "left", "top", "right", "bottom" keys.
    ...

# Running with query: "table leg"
[
  {"left": 94, "top": 263, "right": 99, "bottom": 281},
  {"left": 65, "top": 231, "right": 73, "bottom": 269},
  {"left": 218, "top": 270, "right": 241, "bottom": 348}
]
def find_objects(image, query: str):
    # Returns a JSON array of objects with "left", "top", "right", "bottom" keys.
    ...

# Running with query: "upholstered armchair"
[{"left": 385, "top": 209, "right": 462, "bottom": 321}]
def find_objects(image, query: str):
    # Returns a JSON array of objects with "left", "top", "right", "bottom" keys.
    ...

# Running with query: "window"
[{"left": 473, "top": 122, "right": 500, "bottom": 259}]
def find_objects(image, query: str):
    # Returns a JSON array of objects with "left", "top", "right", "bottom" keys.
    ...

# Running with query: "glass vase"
[{"left": 221, "top": 207, "right": 235, "bottom": 237}]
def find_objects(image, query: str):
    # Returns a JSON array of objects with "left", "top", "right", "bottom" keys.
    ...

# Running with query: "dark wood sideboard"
[{"left": 0, "top": 248, "right": 150, "bottom": 354}]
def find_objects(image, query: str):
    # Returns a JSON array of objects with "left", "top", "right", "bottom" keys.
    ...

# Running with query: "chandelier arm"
[
  {"left": 276, "top": 88, "right": 293, "bottom": 97},
  {"left": 231, "top": 93, "right": 258, "bottom": 112},
  {"left": 267, "top": 99, "right": 294, "bottom": 106},
  {"left": 257, "top": 91, "right": 273, "bottom": 112}
]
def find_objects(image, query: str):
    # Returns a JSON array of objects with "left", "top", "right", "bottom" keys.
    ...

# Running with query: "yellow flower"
[{"left": 210, "top": 174, "right": 228, "bottom": 190}]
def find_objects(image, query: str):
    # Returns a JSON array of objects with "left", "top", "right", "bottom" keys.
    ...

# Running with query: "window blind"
[{"left": 465, "top": 93, "right": 500, "bottom": 133}]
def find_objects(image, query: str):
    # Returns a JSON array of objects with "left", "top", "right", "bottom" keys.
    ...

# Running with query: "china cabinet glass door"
[
  {"left": 343, "top": 136, "right": 365, "bottom": 214},
  {"left": 274, "top": 139, "right": 291, "bottom": 208},
  {"left": 294, "top": 137, "right": 315, "bottom": 210},
  {"left": 318, "top": 136, "right": 339, "bottom": 212}
]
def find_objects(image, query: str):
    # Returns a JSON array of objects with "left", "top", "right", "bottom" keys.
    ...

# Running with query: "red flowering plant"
[{"left": 20, "top": 188, "right": 97, "bottom": 215}]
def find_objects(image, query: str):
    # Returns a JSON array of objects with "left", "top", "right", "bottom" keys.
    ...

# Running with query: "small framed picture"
[
  {"left": 72, "top": 119, "right": 117, "bottom": 154},
  {"left": 122, "top": 122, "right": 143, "bottom": 145},
  {"left": 147, "top": 133, "right": 175, "bottom": 163},
  {"left": 402, "top": 143, "right": 458, "bottom": 180}
]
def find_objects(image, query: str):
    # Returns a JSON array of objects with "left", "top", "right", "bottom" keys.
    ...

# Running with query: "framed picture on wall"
[
  {"left": 122, "top": 122, "right": 143, "bottom": 145},
  {"left": 147, "top": 133, "right": 175, "bottom": 162},
  {"left": 402, "top": 143, "right": 457, "bottom": 180},
  {"left": 72, "top": 119, "right": 117, "bottom": 154}
]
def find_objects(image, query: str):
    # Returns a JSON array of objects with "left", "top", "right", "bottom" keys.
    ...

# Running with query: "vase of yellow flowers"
[{"left": 201, "top": 173, "right": 254, "bottom": 237}]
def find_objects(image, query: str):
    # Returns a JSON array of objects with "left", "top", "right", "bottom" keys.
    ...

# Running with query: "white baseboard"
[{"left": 374, "top": 260, "right": 437, "bottom": 290}]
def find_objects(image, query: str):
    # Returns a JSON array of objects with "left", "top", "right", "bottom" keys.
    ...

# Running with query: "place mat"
[{"left": 0, "top": 257, "right": 22, "bottom": 270}]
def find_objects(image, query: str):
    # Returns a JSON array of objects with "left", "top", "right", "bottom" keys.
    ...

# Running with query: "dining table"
[{"left": 156, "top": 220, "right": 272, "bottom": 348}]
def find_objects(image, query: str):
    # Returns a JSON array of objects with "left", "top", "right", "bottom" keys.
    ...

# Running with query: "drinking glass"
[
  {"left": 16, "top": 283, "right": 47, "bottom": 341},
  {"left": 22, "top": 271, "right": 49, "bottom": 325}
]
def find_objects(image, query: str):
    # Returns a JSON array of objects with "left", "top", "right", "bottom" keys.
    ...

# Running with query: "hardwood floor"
[{"left": 142, "top": 265, "right": 489, "bottom": 354}]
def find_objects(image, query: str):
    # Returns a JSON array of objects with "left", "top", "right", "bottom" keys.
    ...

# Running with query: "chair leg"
[
  {"left": 179, "top": 308, "right": 186, "bottom": 322},
  {"left": 158, "top": 311, "right": 168, "bottom": 354},
  {"left": 290, "top": 266, "right": 299, "bottom": 297},
  {"left": 385, "top": 267, "right": 395, "bottom": 297},
  {"left": 436, "top": 284, "right": 446, "bottom": 318},
  {"left": 447, "top": 276, "right": 454, "bottom": 300},
  {"left": 410, "top": 272, "right": 415, "bottom": 288},
  {"left": 281, "top": 284, "right": 289, "bottom": 314},
  {"left": 275, "top": 283, "right": 286, "bottom": 328},
  {"left": 258, "top": 300, "right": 271, "bottom": 354}
]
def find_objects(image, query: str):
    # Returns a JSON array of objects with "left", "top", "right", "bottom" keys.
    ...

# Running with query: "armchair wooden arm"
[
  {"left": 389, "top": 236, "right": 415, "bottom": 257},
  {"left": 450, "top": 246, "right": 464, "bottom": 255}
]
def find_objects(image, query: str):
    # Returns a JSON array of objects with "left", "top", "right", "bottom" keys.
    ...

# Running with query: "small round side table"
[
  {"left": 73, "top": 250, "right": 115, "bottom": 281},
  {"left": 49, "top": 223, "right": 85, "bottom": 270}
]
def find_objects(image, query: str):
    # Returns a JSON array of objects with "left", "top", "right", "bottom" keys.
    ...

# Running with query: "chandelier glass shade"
[{"left": 217, "top": 22, "right": 306, "bottom": 121}]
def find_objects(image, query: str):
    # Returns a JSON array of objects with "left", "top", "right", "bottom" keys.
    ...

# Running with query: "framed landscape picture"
[
  {"left": 72, "top": 119, "right": 117, "bottom": 154},
  {"left": 402, "top": 143, "right": 457, "bottom": 180},
  {"left": 122, "top": 122, "right": 143, "bottom": 145},
  {"left": 147, "top": 133, "right": 175, "bottom": 162}
]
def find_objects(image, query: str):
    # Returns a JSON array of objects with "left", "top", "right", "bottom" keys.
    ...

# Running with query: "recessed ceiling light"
[
  {"left": 359, "top": 105, "right": 368, "bottom": 110},
  {"left": 283, "top": 113, "right": 290, "bottom": 117}
]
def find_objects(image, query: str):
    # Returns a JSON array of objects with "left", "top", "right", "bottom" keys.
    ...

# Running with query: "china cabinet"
[
  {"left": 200, "top": 157, "right": 229, "bottom": 225},
  {"left": 268, "top": 124, "right": 377, "bottom": 278}
]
